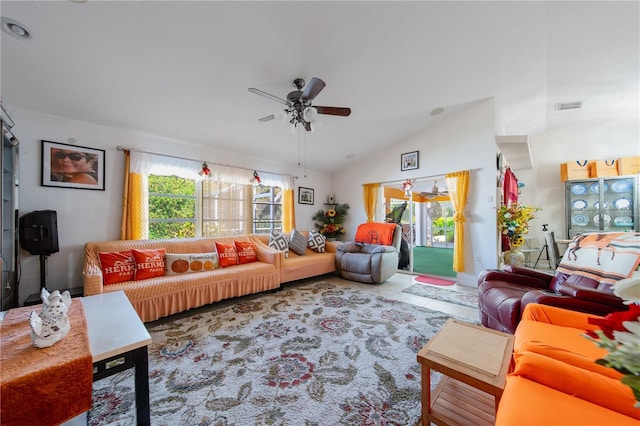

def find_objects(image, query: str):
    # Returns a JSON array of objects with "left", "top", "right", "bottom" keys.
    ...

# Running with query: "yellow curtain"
[
  {"left": 282, "top": 188, "right": 295, "bottom": 232},
  {"left": 120, "top": 150, "right": 148, "bottom": 240},
  {"left": 445, "top": 170, "right": 470, "bottom": 272},
  {"left": 362, "top": 183, "right": 380, "bottom": 222}
]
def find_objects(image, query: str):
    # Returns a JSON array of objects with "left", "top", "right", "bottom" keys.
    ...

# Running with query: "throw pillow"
[
  {"left": 165, "top": 252, "right": 219, "bottom": 275},
  {"left": 131, "top": 248, "right": 166, "bottom": 281},
  {"left": 215, "top": 242, "right": 239, "bottom": 267},
  {"left": 269, "top": 230, "right": 289, "bottom": 258},
  {"left": 289, "top": 229, "right": 307, "bottom": 256},
  {"left": 98, "top": 250, "right": 135, "bottom": 285},
  {"left": 235, "top": 241, "right": 258, "bottom": 264},
  {"left": 308, "top": 230, "right": 326, "bottom": 253}
]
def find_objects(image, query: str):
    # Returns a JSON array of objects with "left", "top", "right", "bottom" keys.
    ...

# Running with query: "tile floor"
[{"left": 294, "top": 271, "right": 481, "bottom": 323}]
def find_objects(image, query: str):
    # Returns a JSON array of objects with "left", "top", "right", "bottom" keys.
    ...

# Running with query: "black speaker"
[{"left": 19, "top": 210, "right": 59, "bottom": 255}]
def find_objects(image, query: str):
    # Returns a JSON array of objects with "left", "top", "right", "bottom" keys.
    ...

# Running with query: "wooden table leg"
[{"left": 421, "top": 365, "right": 431, "bottom": 426}]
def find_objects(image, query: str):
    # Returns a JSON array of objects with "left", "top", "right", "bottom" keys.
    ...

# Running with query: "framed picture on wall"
[
  {"left": 41, "top": 140, "right": 106, "bottom": 190},
  {"left": 298, "top": 187, "right": 314, "bottom": 205},
  {"left": 401, "top": 151, "right": 419, "bottom": 171}
]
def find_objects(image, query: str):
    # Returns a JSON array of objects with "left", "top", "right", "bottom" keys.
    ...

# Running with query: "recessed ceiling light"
[
  {"left": 1, "top": 17, "right": 31, "bottom": 39},
  {"left": 430, "top": 107, "right": 445, "bottom": 116}
]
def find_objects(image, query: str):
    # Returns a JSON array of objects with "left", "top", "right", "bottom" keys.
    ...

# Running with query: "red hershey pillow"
[
  {"left": 131, "top": 248, "right": 166, "bottom": 280},
  {"left": 98, "top": 251, "right": 135, "bottom": 285},
  {"left": 235, "top": 240, "right": 258, "bottom": 264},
  {"left": 215, "top": 242, "right": 239, "bottom": 267}
]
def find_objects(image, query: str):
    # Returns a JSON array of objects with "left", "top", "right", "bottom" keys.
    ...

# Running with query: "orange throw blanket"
[
  {"left": 1, "top": 299, "right": 93, "bottom": 426},
  {"left": 355, "top": 223, "right": 397, "bottom": 246}
]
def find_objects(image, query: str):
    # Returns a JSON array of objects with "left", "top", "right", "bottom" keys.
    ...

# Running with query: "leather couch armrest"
[
  {"left": 522, "top": 289, "right": 626, "bottom": 316},
  {"left": 557, "top": 283, "right": 625, "bottom": 308},
  {"left": 479, "top": 269, "right": 552, "bottom": 289},
  {"left": 504, "top": 265, "right": 555, "bottom": 281}
]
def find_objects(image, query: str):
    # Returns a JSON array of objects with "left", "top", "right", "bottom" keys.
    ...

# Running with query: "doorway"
[{"left": 382, "top": 178, "right": 455, "bottom": 278}]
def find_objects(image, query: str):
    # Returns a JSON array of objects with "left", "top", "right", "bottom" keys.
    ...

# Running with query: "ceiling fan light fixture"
[{"left": 303, "top": 106, "right": 318, "bottom": 123}]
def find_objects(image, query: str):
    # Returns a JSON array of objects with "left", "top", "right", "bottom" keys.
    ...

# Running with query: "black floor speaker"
[{"left": 19, "top": 210, "right": 59, "bottom": 256}]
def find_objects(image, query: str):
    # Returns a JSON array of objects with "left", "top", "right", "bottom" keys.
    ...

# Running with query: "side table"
[{"left": 417, "top": 319, "right": 514, "bottom": 426}]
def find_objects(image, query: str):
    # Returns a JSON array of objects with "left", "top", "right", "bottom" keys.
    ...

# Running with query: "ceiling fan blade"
[
  {"left": 315, "top": 106, "right": 352, "bottom": 117},
  {"left": 300, "top": 77, "right": 326, "bottom": 103},
  {"left": 248, "top": 88, "right": 289, "bottom": 106},
  {"left": 258, "top": 114, "right": 275, "bottom": 122}
]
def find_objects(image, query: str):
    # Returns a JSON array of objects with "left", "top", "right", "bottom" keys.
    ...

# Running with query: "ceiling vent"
[{"left": 555, "top": 101, "right": 584, "bottom": 111}]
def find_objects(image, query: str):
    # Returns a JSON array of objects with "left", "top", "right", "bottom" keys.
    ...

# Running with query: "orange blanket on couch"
[
  {"left": 1, "top": 299, "right": 93, "bottom": 426},
  {"left": 355, "top": 223, "right": 397, "bottom": 246}
]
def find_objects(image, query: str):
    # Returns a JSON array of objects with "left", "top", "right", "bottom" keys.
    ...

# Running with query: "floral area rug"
[
  {"left": 402, "top": 283, "right": 479, "bottom": 309},
  {"left": 89, "top": 281, "right": 463, "bottom": 425}
]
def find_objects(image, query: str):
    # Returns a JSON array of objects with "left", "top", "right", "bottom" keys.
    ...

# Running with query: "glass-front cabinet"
[{"left": 566, "top": 175, "right": 638, "bottom": 238}]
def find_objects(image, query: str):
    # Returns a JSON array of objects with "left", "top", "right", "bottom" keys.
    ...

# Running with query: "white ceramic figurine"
[{"left": 29, "top": 288, "right": 72, "bottom": 348}]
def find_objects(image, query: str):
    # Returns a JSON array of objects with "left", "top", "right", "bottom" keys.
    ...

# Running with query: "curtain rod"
[
  {"left": 116, "top": 146, "right": 298, "bottom": 180},
  {"left": 372, "top": 169, "right": 473, "bottom": 186}
]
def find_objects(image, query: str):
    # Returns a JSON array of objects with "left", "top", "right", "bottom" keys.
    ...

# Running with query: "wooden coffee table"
[{"left": 417, "top": 319, "right": 514, "bottom": 426}]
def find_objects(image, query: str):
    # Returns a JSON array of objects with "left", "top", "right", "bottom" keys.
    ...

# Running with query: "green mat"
[{"left": 412, "top": 246, "right": 456, "bottom": 277}]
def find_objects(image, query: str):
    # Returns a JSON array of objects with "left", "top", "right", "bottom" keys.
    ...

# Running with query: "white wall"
[
  {"left": 511, "top": 124, "right": 640, "bottom": 244},
  {"left": 332, "top": 99, "right": 498, "bottom": 287},
  {"left": 9, "top": 107, "right": 331, "bottom": 304}
]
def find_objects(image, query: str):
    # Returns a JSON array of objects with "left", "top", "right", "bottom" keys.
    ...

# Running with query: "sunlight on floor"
[{"left": 316, "top": 273, "right": 480, "bottom": 323}]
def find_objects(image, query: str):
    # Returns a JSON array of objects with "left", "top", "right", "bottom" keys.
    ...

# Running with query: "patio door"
[{"left": 381, "top": 178, "right": 455, "bottom": 277}]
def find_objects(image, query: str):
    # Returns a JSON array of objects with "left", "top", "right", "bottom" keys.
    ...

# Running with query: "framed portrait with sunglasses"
[{"left": 41, "top": 140, "right": 105, "bottom": 190}]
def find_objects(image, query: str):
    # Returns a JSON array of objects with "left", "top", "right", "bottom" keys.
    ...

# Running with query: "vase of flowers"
[
  {"left": 585, "top": 276, "right": 640, "bottom": 407},
  {"left": 497, "top": 202, "right": 540, "bottom": 266},
  {"left": 312, "top": 203, "right": 350, "bottom": 240}
]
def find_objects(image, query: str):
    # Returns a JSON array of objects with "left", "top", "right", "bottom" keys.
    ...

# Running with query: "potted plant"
[
  {"left": 497, "top": 202, "right": 540, "bottom": 266},
  {"left": 312, "top": 203, "right": 350, "bottom": 240}
]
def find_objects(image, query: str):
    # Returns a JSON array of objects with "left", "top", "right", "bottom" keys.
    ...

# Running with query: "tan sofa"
[
  {"left": 83, "top": 236, "right": 280, "bottom": 322},
  {"left": 251, "top": 231, "right": 339, "bottom": 283}
]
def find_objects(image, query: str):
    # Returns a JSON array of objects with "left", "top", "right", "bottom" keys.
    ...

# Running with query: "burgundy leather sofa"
[{"left": 477, "top": 265, "right": 627, "bottom": 334}]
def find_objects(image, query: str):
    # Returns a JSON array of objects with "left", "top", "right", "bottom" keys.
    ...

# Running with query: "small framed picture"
[
  {"left": 298, "top": 187, "right": 314, "bottom": 205},
  {"left": 401, "top": 151, "right": 419, "bottom": 171},
  {"left": 41, "top": 140, "right": 105, "bottom": 190}
]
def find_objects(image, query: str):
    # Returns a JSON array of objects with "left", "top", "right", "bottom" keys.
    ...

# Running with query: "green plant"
[{"left": 311, "top": 203, "right": 350, "bottom": 238}]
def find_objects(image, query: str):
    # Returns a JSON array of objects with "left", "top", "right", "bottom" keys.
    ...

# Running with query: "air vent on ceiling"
[{"left": 555, "top": 101, "right": 584, "bottom": 111}]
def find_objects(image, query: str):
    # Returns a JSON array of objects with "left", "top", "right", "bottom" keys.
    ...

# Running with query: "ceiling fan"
[
  {"left": 420, "top": 181, "right": 449, "bottom": 198},
  {"left": 248, "top": 77, "right": 351, "bottom": 132}
]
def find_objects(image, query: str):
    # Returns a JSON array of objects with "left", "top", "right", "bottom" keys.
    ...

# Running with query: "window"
[
  {"left": 147, "top": 176, "right": 282, "bottom": 239},
  {"left": 130, "top": 151, "right": 291, "bottom": 240},
  {"left": 253, "top": 185, "right": 282, "bottom": 234},
  {"left": 148, "top": 174, "right": 196, "bottom": 239}
]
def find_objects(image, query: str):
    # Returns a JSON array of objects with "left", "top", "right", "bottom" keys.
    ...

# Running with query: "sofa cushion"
[
  {"left": 235, "top": 241, "right": 258, "bottom": 264},
  {"left": 512, "top": 351, "right": 640, "bottom": 419},
  {"left": 269, "top": 230, "right": 289, "bottom": 258},
  {"left": 289, "top": 229, "right": 307, "bottom": 256},
  {"left": 165, "top": 252, "right": 219, "bottom": 275},
  {"left": 131, "top": 248, "right": 165, "bottom": 280},
  {"left": 497, "top": 376, "right": 640, "bottom": 426},
  {"left": 98, "top": 251, "right": 135, "bottom": 285},
  {"left": 215, "top": 242, "right": 239, "bottom": 267},
  {"left": 308, "top": 230, "right": 326, "bottom": 253}
]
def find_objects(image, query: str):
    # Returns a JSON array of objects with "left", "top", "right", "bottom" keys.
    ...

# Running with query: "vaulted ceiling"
[{"left": 1, "top": 1, "right": 637, "bottom": 173}]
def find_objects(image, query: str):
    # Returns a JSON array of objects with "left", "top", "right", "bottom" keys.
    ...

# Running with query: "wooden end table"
[{"left": 417, "top": 319, "right": 514, "bottom": 426}]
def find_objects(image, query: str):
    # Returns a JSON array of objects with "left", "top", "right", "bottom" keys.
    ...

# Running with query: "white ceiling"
[{"left": 1, "top": 1, "right": 638, "bottom": 174}]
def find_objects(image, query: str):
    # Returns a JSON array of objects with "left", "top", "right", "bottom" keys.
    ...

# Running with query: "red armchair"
[{"left": 478, "top": 265, "right": 627, "bottom": 334}]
